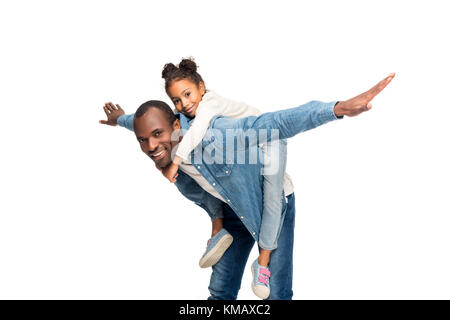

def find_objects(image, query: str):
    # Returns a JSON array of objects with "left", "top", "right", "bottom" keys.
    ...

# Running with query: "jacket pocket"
[{"left": 213, "top": 163, "right": 233, "bottom": 177}]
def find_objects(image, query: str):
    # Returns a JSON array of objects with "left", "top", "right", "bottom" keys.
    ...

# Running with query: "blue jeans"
[
  {"left": 208, "top": 193, "right": 295, "bottom": 300},
  {"left": 260, "top": 138, "right": 288, "bottom": 250}
]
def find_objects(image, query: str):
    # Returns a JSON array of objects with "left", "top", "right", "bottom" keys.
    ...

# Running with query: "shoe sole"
[
  {"left": 251, "top": 263, "right": 270, "bottom": 299},
  {"left": 199, "top": 234, "right": 233, "bottom": 268}
]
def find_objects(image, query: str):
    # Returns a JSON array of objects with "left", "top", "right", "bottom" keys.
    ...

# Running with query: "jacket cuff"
[
  {"left": 320, "top": 101, "right": 343, "bottom": 122},
  {"left": 333, "top": 101, "right": 344, "bottom": 119}
]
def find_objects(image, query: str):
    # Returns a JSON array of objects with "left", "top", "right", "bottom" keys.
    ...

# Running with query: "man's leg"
[
  {"left": 208, "top": 203, "right": 255, "bottom": 300},
  {"left": 267, "top": 193, "right": 296, "bottom": 300}
]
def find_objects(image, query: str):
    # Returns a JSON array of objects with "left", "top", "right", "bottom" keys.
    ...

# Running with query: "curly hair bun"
[
  {"left": 162, "top": 63, "right": 178, "bottom": 79},
  {"left": 178, "top": 58, "right": 197, "bottom": 74},
  {"left": 161, "top": 57, "right": 204, "bottom": 91}
]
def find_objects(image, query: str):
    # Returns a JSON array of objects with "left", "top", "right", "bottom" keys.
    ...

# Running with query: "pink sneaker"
[{"left": 250, "top": 259, "right": 271, "bottom": 299}]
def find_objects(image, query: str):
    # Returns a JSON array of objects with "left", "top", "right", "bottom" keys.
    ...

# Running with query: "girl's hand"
[
  {"left": 334, "top": 73, "right": 395, "bottom": 117},
  {"left": 162, "top": 162, "right": 179, "bottom": 183}
]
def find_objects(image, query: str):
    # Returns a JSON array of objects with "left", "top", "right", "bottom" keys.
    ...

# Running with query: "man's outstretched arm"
[
  {"left": 333, "top": 73, "right": 395, "bottom": 117},
  {"left": 221, "top": 73, "right": 396, "bottom": 142},
  {"left": 99, "top": 103, "right": 224, "bottom": 219},
  {"left": 99, "top": 102, "right": 134, "bottom": 131}
]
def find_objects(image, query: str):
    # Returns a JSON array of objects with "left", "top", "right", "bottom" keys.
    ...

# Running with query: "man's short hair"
[{"left": 134, "top": 100, "right": 176, "bottom": 125}]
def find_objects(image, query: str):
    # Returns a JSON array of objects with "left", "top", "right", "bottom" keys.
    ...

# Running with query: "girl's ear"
[{"left": 199, "top": 81, "right": 206, "bottom": 95}]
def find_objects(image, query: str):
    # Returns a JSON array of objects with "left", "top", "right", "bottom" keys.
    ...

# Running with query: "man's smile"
[{"left": 150, "top": 149, "right": 166, "bottom": 160}]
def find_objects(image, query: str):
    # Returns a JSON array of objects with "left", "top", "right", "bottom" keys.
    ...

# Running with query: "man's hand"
[
  {"left": 99, "top": 102, "right": 125, "bottom": 126},
  {"left": 334, "top": 73, "right": 395, "bottom": 117},
  {"left": 162, "top": 162, "right": 179, "bottom": 183}
]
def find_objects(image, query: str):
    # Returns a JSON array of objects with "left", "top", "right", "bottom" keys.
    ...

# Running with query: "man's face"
[
  {"left": 167, "top": 78, "right": 205, "bottom": 118},
  {"left": 134, "top": 108, "right": 181, "bottom": 168}
]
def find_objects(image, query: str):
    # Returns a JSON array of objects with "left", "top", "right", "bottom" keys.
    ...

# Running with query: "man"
[{"left": 100, "top": 74, "right": 394, "bottom": 299}]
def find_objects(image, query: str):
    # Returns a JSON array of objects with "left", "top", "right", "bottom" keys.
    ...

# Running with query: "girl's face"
[{"left": 167, "top": 78, "right": 205, "bottom": 118}]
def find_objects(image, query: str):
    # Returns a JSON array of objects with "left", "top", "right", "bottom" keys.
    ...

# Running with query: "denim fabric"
[
  {"left": 117, "top": 113, "right": 134, "bottom": 131},
  {"left": 176, "top": 100, "right": 339, "bottom": 243},
  {"left": 208, "top": 193, "right": 296, "bottom": 300},
  {"left": 117, "top": 100, "right": 339, "bottom": 243},
  {"left": 259, "top": 138, "right": 287, "bottom": 251},
  {"left": 117, "top": 100, "right": 340, "bottom": 299},
  {"left": 203, "top": 228, "right": 231, "bottom": 256},
  {"left": 173, "top": 169, "right": 223, "bottom": 221}
]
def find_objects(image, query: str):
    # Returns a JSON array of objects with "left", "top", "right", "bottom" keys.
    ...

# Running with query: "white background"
[{"left": 1, "top": 0, "right": 449, "bottom": 299}]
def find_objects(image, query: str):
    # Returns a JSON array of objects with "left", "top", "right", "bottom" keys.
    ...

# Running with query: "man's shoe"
[
  {"left": 251, "top": 259, "right": 271, "bottom": 299},
  {"left": 199, "top": 229, "right": 233, "bottom": 268}
]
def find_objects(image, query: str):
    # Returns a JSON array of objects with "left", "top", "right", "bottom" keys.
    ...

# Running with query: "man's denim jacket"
[{"left": 117, "top": 100, "right": 340, "bottom": 241}]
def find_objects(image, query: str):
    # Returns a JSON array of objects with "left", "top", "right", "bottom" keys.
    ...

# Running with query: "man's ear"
[
  {"left": 172, "top": 119, "right": 181, "bottom": 130},
  {"left": 171, "top": 119, "right": 182, "bottom": 142}
]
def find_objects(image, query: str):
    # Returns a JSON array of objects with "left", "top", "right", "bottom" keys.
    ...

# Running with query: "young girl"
[{"left": 161, "top": 58, "right": 291, "bottom": 299}]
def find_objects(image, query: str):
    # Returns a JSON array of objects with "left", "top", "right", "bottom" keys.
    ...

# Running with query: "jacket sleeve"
[
  {"left": 210, "top": 100, "right": 341, "bottom": 145},
  {"left": 117, "top": 114, "right": 135, "bottom": 132}
]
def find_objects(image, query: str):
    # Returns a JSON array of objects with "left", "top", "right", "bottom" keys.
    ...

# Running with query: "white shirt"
[{"left": 175, "top": 90, "right": 262, "bottom": 160}]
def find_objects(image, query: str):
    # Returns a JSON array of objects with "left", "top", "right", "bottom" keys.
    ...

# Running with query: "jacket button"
[
  {"left": 240, "top": 216, "right": 244, "bottom": 219},
  {"left": 227, "top": 199, "right": 230, "bottom": 202},
  {"left": 197, "top": 166, "right": 201, "bottom": 169},
  {"left": 225, "top": 170, "right": 229, "bottom": 174},
  {"left": 212, "top": 183, "right": 216, "bottom": 186}
]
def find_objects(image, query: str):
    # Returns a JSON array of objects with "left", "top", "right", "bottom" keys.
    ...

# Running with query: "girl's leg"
[
  {"left": 211, "top": 217, "right": 223, "bottom": 237},
  {"left": 259, "top": 138, "right": 288, "bottom": 253},
  {"left": 258, "top": 248, "right": 272, "bottom": 267},
  {"left": 199, "top": 198, "right": 231, "bottom": 268},
  {"left": 251, "top": 138, "right": 287, "bottom": 299},
  {"left": 200, "top": 217, "right": 233, "bottom": 268}
]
